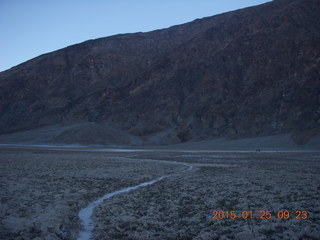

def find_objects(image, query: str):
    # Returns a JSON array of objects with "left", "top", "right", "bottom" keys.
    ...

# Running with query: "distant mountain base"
[{"left": 0, "top": 123, "right": 318, "bottom": 150}]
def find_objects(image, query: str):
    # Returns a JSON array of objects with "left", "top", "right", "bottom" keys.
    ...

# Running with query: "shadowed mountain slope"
[{"left": 0, "top": 0, "right": 319, "bottom": 146}]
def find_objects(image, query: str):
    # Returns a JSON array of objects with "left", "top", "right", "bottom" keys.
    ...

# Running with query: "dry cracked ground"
[{"left": 0, "top": 147, "right": 319, "bottom": 240}]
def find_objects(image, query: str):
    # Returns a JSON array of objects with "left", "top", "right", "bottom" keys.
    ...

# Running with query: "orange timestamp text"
[{"left": 211, "top": 210, "right": 309, "bottom": 220}]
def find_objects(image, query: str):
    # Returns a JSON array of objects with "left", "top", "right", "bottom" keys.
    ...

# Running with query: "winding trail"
[{"left": 77, "top": 162, "right": 193, "bottom": 240}]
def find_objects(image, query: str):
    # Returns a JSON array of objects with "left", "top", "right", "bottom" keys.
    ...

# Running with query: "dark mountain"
[{"left": 0, "top": 0, "right": 319, "bottom": 146}]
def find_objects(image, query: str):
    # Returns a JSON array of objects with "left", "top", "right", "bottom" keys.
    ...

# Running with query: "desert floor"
[{"left": 0, "top": 147, "right": 319, "bottom": 240}]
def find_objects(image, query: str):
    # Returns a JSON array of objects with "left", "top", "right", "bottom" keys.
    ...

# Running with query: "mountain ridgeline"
[{"left": 0, "top": 0, "right": 319, "bottom": 146}]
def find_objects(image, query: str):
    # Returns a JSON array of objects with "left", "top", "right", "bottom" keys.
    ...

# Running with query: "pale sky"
[{"left": 0, "top": 0, "right": 271, "bottom": 72}]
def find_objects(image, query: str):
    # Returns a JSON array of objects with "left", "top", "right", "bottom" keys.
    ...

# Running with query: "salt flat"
[{"left": 0, "top": 147, "right": 319, "bottom": 239}]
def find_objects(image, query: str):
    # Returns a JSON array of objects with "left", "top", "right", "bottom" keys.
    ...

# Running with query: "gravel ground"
[{"left": 0, "top": 147, "right": 319, "bottom": 240}]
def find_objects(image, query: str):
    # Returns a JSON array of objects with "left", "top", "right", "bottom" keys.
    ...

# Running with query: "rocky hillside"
[{"left": 0, "top": 0, "right": 319, "bottom": 145}]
